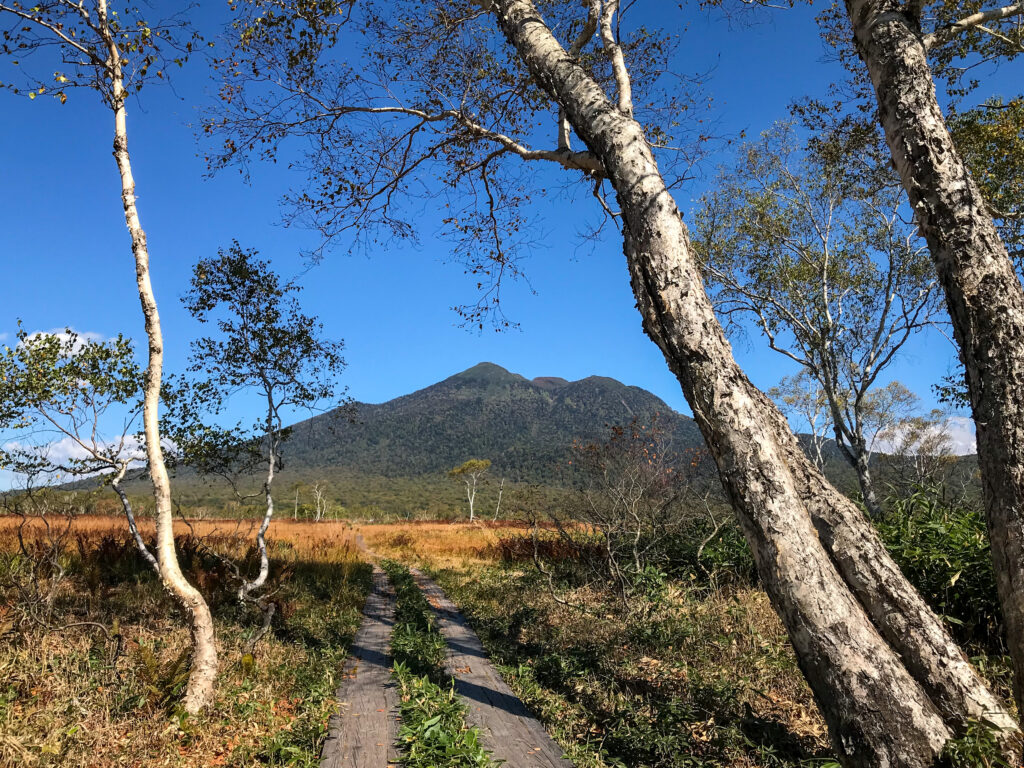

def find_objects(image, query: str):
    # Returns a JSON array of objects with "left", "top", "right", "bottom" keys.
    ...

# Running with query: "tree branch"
[
  {"left": 923, "top": 2, "right": 1024, "bottom": 49},
  {"left": 599, "top": 0, "right": 633, "bottom": 116}
]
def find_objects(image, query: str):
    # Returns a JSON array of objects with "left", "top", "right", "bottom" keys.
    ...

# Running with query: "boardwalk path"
[
  {"left": 321, "top": 537, "right": 573, "bottom": 767},
  {"left": 320, "top": 566, "right": 400, "bottom": 768},
  {"left": 411, "top": 568, "right": 574, "bottom": 768}
]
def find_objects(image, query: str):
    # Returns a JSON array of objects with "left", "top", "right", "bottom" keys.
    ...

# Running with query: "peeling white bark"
[
  {"left": 97, "top": 0, "right": 218, "bottom": 715},
  {"left": 487, "top": 1, "right": 1017, "bottom": 763},
  {"left": 239, "top": 409, "right": 278, "bottom": 604},
  {"left": 598, "top": 0, "right": 633, "bottom": 117},
  {"left": 922, "top": 2, "right": 1024, "bottom": 49},
  {"left": 847, "top": 0, "right": 1024, "bottom": 725}
]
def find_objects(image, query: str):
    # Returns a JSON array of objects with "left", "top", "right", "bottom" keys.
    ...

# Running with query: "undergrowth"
[
  {"left": 432, "top": 565, "right": 837, "bottom": 768},
  {"left": 0, "top": 523, "right": 371, "bottom": 768}
]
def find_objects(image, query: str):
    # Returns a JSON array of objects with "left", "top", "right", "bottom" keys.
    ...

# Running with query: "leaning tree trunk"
[
  {"left": 488, "top": 1, "right": 1018, "bottom": 764},
  {"left": 99, "top": 0, "right": 218, "bottom": 715},
  {"left": 111, "top": 463, "right": 160, "bottom": 575},
  {"left": 846, "top": 0, "right": 1024, "bottom": 718}
]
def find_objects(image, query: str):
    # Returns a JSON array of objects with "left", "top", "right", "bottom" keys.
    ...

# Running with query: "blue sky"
[{"left": 0, "top": 2, "right": 994, "bottom": 450}]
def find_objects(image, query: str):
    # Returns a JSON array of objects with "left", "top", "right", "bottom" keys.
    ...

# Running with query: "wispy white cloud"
[
  {"left": 19, "top": 327, "right": 108, "bottom": 353},
  {"left": 944, "top": 416, "right": 977, "bottom": 456},
  {"left": 2, "top": 435, "right": 148, "bottom": 479},
  {"left": 873, "top": 415, "right": 976, "bottom": 457}
]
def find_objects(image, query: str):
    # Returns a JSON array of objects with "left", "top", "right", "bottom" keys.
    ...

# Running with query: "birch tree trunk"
[
  {"left": 487, "top": 0, "right": 1017, "bottom": 762},
  {"left": 240, "top": 408, "right": 277, "bottom": 603},
  {"left": 111, "top": 464, "right": 160, "bottom": 575},
  {"left": 493, "top": 477, "right": 504, "bottom": 521},
  {"left": 846, "top": 0, "right": 1024, "bottom": 717},
  {"left": 97, "top": 0, "right": 218, "bottom": 715},
  {"left": 854, "top": 450, "right": 883, "bottom": 519}
]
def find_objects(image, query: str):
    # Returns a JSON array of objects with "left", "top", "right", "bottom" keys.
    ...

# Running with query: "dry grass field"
[
  {"left": 357, "top": 519, "right": 526, "bottom": 566},
  {"left": 1, "top": 513, "right": 834, "bottom": 767},
  {"left": 0, "top": 515, "right": 361, "bottom": 559},
  {"left": 0, "top": 514, "right": 369, "bottom": 768}
]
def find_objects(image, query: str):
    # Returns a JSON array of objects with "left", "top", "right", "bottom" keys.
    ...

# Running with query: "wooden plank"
[
  {"left": 320, "top": 566, "right": 401, "bottom": 768},
  {"left": 411, "top": 569, "right": 574, "bottom": 768}
]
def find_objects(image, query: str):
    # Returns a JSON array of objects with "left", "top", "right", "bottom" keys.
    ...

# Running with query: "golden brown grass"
[
  {"left": 1, "top": 512, "right": 831, "bottom": 767},
  {"left": 357, "top": 520, "right": 508, "bottom": 566},
  {"left": 0, "top": 513, "right": 368, "bottom": 768},
  {"left": 0, "top": 514, "right": 359, "bottom": 558},
  {"left": 354, "top": 519, "right": 566, "bottom": 569}
]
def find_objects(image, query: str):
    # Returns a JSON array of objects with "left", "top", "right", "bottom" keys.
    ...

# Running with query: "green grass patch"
[{"left": 381, "top": 559, "right": 494, "bottom": 768}]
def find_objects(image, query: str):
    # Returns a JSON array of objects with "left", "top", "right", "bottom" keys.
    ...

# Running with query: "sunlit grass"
[{"left": 0, "top": 515, "right": 369, "bottom": 768}]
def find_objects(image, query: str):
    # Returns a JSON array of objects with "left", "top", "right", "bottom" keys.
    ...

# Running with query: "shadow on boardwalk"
[
  {"left": 413, "top": 569, "right": 574, "bottom": 768},
  {"left": 320, "top": 566, "right": 401, "bottom": 768},
  {"left": 324, "top": 538, "right": 572, "bottom": 768}
]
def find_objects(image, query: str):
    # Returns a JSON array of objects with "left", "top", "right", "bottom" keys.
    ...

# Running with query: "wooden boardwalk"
[
  {"left": 320, "top": 566, "right": 401, "bottom": 768},
  {"left": 412, "top": 569, "right": 574, "bottom": 768}
]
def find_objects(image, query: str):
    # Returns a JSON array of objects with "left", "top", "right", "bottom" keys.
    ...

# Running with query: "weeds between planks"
[{"left": 381, "top": 560, "right": 494, "bottom": 768}]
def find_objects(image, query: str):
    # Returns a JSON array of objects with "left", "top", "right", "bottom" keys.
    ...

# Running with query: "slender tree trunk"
[
  {"left": 467, "top": 478, "right": 476, "bottom": 521},
  {"left": 854, "top": 451, "right": 883, "bottom": 519},
  {"left": 829, "top": 405, "right": 884, "bottom": 519},
  {"left": 488, "top": 1, "right": 1017, "bottom": 763},
  {"left": 493, "top": 477, "right": 504, "bottom": 521},
  {"left": 846, "top": 0, "right": 1024, "bottom": 718},
  {"left": 111, "top": 464, "right": 159, "bottom": 575},
  {"left": 240, "top": 416, "right": 276, "bottom": 603},
  {"left": 98, "top": 0, "right": 217, "bottom": 714}
]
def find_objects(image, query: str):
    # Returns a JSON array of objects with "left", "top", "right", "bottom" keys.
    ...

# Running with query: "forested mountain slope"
[{"left": 283, "top": 362, "right": 706, "bottom": 483}]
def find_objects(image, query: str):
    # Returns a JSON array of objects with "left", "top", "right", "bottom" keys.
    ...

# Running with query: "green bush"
[{"left": 877, "top": 488, "right": 1001, "bottom": 647}]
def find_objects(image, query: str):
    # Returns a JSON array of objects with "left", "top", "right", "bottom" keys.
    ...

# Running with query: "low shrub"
[{"left": 877, "top": 488, "right": 1001, "bottom": 647}]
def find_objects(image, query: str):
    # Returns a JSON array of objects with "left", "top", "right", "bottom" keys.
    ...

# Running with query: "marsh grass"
[
  {"left": 430, "top": 565, "right": 835, "bottom": 768},
  {"left": 0, "top": 515, "right": 369, "bottom": 768}
]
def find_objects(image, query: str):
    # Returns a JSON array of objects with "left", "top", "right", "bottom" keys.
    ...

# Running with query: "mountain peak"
[
  {"left": 447, "top": 362, "right": 525, "bottom": 385},
  {"left": 283, "top": 361, "right": 700, "bottom": 484}
]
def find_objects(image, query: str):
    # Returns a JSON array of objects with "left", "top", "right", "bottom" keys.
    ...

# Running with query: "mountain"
[
  {"left": 112, "top": 361, "right": 946, "bottom": 516},
  {"left": 283, "top": 362, "right": 706, "bottom": 485}
]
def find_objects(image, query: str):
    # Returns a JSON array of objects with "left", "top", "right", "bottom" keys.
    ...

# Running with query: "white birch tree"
[
  {"left": 448, "top": 459, "right": 491, "bottom": 521},
  {"left": 695, "top": 122, "right": 942, "bottom": 517},
  {"left": 0, "top": 1, "right": 217, "bottom": 712},
  {"left": 178, "top": 242, "right": 348, "bottom": 608},
  {"left": 836, "top": 0, "right": 1024, "bottom": 719}
]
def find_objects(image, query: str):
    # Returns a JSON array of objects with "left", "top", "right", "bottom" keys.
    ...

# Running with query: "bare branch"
[{"left": 599, "top": 0, "right": 633, "bottom": 116}]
